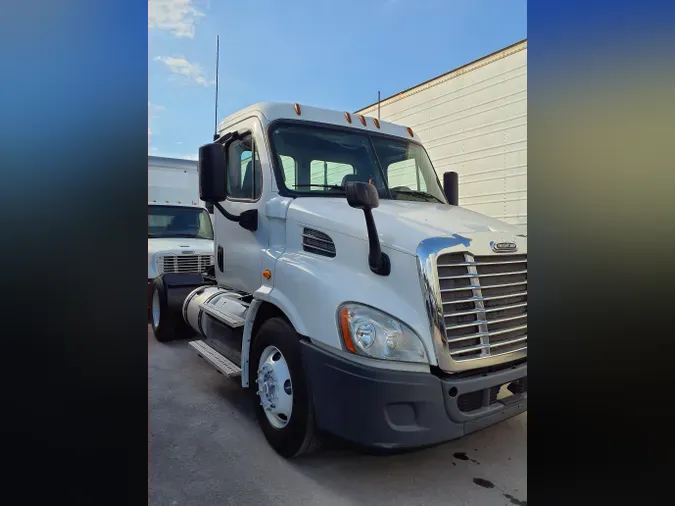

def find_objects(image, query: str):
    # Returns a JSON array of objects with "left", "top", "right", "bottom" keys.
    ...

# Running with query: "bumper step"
[{"left": 189, "top": 340, "right": 241, "bottom": 378}]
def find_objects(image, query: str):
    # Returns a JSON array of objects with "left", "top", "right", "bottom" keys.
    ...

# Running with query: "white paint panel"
[{"left": 358, "top": 42, "right": 527, "bottom": 228}]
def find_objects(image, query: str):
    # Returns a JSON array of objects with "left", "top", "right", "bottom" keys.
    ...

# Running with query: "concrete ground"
[{"left": 149, "top": 326, "right": 527, "bottom": 506}]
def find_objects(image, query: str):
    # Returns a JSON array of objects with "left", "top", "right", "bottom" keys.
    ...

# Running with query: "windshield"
[
  {"left": 148, "top": 205, "right": 214, "bottom": 240},
  {"left": 269, "top": 122, "right": 447, "bottom": 204}
]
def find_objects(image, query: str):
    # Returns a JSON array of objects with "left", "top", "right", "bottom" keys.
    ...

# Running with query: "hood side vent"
[{"left": 302, "top": 228, "right": 336, "bottom": 258}]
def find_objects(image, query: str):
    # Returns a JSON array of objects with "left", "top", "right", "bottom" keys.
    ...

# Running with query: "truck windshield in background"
[
  {"left": 148, "top": 205, "right": 214, "bottom": 240},
  {"left": 269, "top": 122, "right": 447, "bottom": 204}
]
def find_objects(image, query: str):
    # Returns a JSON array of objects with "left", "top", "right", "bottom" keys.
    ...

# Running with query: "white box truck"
[
  {"left": 150, "top": 103, "right": 527, "bottom": 458},
  {"left": 148, "top": 156, "right": 214, "bottom": 311}
]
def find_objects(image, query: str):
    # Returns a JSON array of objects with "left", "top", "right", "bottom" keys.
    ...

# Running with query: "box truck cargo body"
[{"left": 357, "top": 40, "right": 527, "bottom": 231}]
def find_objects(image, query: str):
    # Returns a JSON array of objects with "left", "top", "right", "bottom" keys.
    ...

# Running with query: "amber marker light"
[
  {"left": 339, "top": 307, "right": 357, "bottom": 353},
  {"left": 359, "top": 114, "right": 367, "bottom": 126},
  {"left": 373, "top": 118, "right": 380, "bottom": 129},
  {"left": 407, "top": 127, "right": 414, "bottom": 137},
  {"left": 344, "top": 112, "right": 352, "bottom": 123},
  {"left": 293, "top": 103, "right": 302, "bottom": 115},
  {"left": 262, "top": 269, "right": 272, "bottom": 280}
]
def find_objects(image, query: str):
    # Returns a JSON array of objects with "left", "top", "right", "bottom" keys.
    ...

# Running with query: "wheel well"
[{"left": 251, "top": 301, "right": 291, "bottom": 342}]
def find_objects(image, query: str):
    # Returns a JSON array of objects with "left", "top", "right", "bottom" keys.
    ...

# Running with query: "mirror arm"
[
  {"left": 212, "top": 203, "right": 258, "bottom": 232},
  {"left": 213, "top": 202, "right": 240, "bottom": 222},
  {"left": 363, "top": 209, "right": 391, "bottom": 276}
]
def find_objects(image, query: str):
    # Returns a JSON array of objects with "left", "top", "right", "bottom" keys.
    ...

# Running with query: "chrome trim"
[{"left": 416, "top": 236, "right": 528, "bottom": 373}]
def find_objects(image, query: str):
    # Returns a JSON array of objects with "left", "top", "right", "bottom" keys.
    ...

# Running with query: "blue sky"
[{"left": 149, "top": 0, "right": 526, "bottom": 159}]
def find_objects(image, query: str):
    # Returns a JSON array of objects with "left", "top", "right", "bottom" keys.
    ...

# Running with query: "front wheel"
[{"left": 249, "top": 317, "right": 321, "bottom": 458}]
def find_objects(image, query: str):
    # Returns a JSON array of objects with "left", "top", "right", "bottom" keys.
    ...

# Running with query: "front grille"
[
  {"left": 160, "top": 254, "right": 214, "bottom": 274},
  {"left": 437, "top": 252, "right": 527, "bottom": 361}
]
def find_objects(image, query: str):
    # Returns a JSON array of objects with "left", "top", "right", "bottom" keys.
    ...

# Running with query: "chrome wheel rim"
[{"left": 256, "top": 345, "right": 293, "bottom": 429}]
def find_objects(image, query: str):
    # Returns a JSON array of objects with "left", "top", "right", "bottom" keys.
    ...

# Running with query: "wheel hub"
[{"left": 256, "top": 346, "right": 293, "bottom": 429}]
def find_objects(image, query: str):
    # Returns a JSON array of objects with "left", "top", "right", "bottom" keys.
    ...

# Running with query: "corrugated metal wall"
[{"left": 357, "top": 41, "right": 527, "bottom": 228}]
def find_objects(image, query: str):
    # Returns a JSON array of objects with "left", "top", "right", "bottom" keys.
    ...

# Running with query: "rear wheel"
[
  {"left": 150, "top": 277, "right": 187, "bottom": 342},
  {"left": 249, "top": 317, "right": 321, "bottom": 458}
]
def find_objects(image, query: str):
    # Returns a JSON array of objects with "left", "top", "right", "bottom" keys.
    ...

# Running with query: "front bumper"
[{"left": 300, "top": 341, "right": 527, "bottom": 449}]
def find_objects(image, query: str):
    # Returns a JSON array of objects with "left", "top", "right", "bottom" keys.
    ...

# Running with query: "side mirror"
[
  {"left": 198, "top": 143, "right": 227, "bottom": 203},
  {"left": 204, "top": 202, "right": 214, "bottom": 214},
  {"left": 443, "top": 171, "right": 459, "bottom": 206},
  {"left": 345, "top": 181, "right": 380, "bottom": 210},
  {"left": 344, "top": 182, "right": 390, "bottom": 276}
]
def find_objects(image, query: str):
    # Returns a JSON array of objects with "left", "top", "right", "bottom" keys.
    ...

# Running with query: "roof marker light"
[
  {"left": 373, "top": 118, "right": 380, "bottom": 129},
  {"left": 293, "top": 103, "right": 302, "bottom": 115},
  {"left": 407, "top": 127, "right": 414, "bottom": 137},
  {"left": 359, "top": 114, "right": 367, "bottom": 126},
  {"left": 345, "top": 112, "right": 352, "bottom": 123}
]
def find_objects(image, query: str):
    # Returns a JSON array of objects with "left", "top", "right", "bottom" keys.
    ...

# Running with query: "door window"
[{"left": 227, "top": 135, "right": 262, "bottom": 200}]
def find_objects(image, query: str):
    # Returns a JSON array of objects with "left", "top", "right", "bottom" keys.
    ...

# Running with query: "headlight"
[{"left": 337, "top": 303, "right": 428, "bottom": 364}]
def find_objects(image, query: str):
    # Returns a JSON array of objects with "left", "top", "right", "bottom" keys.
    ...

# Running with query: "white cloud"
[
  {"left": 154, "top": 56, "right": 212, "bottom": 86},
  {"left": 148, "top": 104, "right": 164, "bottom": 147},
  {"left": 149, "top": 0, "right": 204, "bottom": 38},
  {"left": 148, "top": 102, "right": 165, "bottom": 115}
]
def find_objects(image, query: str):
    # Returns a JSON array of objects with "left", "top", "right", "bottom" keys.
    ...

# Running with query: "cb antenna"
[
  {"left": 213, "top": 35, "right": 220, "bottom": 141},
  {"left": 377, "top": 90, "right": 381, "bottom": 120}
]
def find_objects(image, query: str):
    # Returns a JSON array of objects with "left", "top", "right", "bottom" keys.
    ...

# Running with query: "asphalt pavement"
[{"left": 149, "top": 326, "right": 527, "bottom": 506}]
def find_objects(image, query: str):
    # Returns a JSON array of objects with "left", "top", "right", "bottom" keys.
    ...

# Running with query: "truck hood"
[
  {"left": 148, "top": 238, "right": 213, "bottom": 256},
  {"left": 287, "top": 198, "right": 523, "bottom": 255}
]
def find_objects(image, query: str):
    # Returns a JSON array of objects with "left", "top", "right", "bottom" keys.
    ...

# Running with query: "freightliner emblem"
[{"left": 490, "top": 241, "right": 517, "bottom": 253}]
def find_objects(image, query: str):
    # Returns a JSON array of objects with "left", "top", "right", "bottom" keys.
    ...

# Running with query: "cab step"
[{"left": 189, "top": 340, "right": 242, "bottom": 378}]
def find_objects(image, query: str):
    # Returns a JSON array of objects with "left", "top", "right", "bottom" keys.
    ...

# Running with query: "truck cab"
[
  {"left": 148, "top": 156, "right": 214, "bottom": 311},
  {"left": 150, "top": 103, "right": 527, "bottom": 458}
]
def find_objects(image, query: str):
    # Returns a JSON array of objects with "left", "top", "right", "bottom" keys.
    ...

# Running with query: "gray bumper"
[{"left": 301, "top": 341, "right": 527, "bottom": 449}]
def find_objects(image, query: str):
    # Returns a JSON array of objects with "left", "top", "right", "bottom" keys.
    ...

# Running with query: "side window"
[
  {"left": 227, "top": 135, "right": 262, "bottom": 200},
  {"left": 310, "top": 160, "right": 354, "bottom": 187},
  {"left": 387, "top": 159, "right": 427, "bottom": 191},
  {"left": 279, "top": 155, "right": 296, "bottom": 188}
]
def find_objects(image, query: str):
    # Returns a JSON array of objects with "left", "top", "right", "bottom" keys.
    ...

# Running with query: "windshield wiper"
[
  {"left": 294, "top": 184, "right": 345, "bottom": 191},
  {"left": 392, "top": 189, "right": 445, "bottom": 203}
]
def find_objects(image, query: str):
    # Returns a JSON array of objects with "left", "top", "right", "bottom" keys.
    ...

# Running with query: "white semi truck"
[
  {"left": 150, "top": 103, "right": 527, "bottom": 458},
  {"left": 148, "top": 156, "right": 214, "bottom": 311}
]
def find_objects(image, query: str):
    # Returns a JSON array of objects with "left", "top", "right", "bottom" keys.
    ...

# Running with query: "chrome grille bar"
[
  {"left": 438, "top": 270, "right": 528, "bottom": 280},
  {"left": 159, "top": 254, "right": 214, "bottom": 274}
]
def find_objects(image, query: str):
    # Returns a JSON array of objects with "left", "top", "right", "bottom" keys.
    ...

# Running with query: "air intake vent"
[{"left": 302, "top": 228, "right": 336, "bottom": 258}]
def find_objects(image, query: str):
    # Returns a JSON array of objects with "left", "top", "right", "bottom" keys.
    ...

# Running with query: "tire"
[
  {"left": 150, "top": 277, "right": 190, "bottom": 342},
  {"left": 249, "top": 317, "right": 321, "bottom": 458}
]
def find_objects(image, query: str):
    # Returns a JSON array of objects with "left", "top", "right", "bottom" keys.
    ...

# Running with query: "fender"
[
  {"left": 240, "top": 287, "right": 308, "bottom": 388},
  {"left": 240, "top": 298, "right": 263, "bottom": 387}
]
